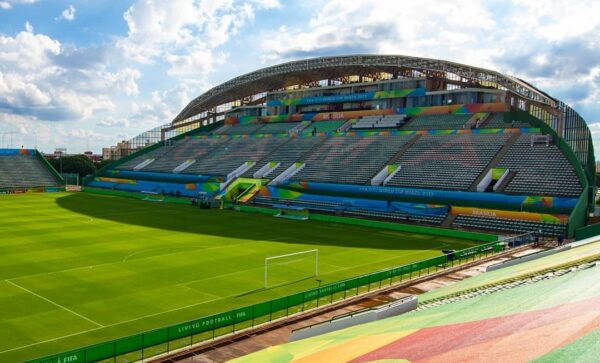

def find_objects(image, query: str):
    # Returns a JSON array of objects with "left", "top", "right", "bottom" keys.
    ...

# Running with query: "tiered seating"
[
  {"left": 344, "top": 209, "right": 446, "bottom": 225},
  {"left": 219, "top": 123, "right": 263, "bottom": 135},
  {"left": 483, "top": 113, "right": 530, "bottom": 128},
  {"left": 292, "top": 135, "right": 411, "bottom": 185},
  {"left": 497, "top": 134, "right": 582, "bottom": 197},
  {"left": 142, "top": 138, "right": 227, "bottom": 173},
  {"left": 351, "top": 115, "right": 405, "bottom": 129},
  {"left": 387, "top": 134, "right": 510, "bottom": 190},
  {"left": 116, "top": 139, "right": 188, "bottom": 171},
  {"left": 0, "top": 155, "right": 60, "bottom": 189},
  {"left": 453, "top": 215, "right": 566, "bottom": 236},
  {"left": 402, "top": 114, "right": 471, "bottom": 130},
  {"left": 255, "top": 122, "right": 297, "bottom": 134},
  {"left": 255, "top": 196, "right": 343, "bottom": 212},
  {"left": 255, "top": 196, "right": 445, "bottom": 225},
  {"left": 242, "top": 136, "right": 323, "bottom": 178},
  {"left": 184, "top": 137, "right": 287, "bottom": 176},
  {"left": 301, "top": 120, "right": 346, "bottom": 135}
]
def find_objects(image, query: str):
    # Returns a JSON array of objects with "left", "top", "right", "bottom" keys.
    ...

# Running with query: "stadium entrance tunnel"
[
  {"left": 54, "top": 192, "right": 471, "bottom": 251},
  {"left": 217, "top": 177, "right": 266, "bottom": 203}
]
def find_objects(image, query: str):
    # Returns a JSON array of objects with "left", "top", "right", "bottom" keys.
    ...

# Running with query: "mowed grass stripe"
[{"left": 0, "top": 192, "right": 483, "bottom": 361}]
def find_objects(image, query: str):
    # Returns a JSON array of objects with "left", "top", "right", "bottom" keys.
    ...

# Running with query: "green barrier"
[{"left": 575, "top": 223, "right": 600, "bottom": 240}]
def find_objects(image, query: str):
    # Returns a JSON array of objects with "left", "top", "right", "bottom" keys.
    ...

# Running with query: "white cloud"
[
  {"left": 0, "top": 27, "right": 138, "bottom": 122},
  {"left": 0, "top": 0, "right": 37, "bottom": 10},
  {"left": 117, "top": 0, "right": 262, "bottom": 78},
  {"left": 57, "top": 5, "right": 76, "bottom": 21},
  {"left": 127, "top": 83, "right": 198, "bottom": 128},
  {"left": 96, "top": 116, "right": 129, "bottom": 128},
  {"left": 261, "top": 0, "right": 496, "bottom": 67}
]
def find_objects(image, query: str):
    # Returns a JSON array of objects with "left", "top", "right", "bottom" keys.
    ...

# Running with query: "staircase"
[
  {"left": 337, "top": 119, "right": 356, "bottom": 132},
  {"left": 365, "top": 134, "right": 421, "bottom": 184},
  {"left": 441, "top": 213, "right": 457, "bottom": 228},
  {"left": 289, "top": 121, "right": 310, "bottom": 135},
  {"left": 214, "top": 124, "right": 231, "bottom": 134},
  {"left": 494, "top": 170, "right": 517, "bottom": 192},
  {"left": 468, "top": 133, "right": 520, "bottom": 191},
  {"left": 477, "top": 113, "right": 495, "bottom": 128},
  {"left": 385, "top": 134, "right": 421, "bottom": 165}
]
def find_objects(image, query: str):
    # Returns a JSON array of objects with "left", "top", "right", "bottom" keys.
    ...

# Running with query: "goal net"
[
  {"left": 264, "top": 249, "right": 319, "bottom": 288},
  {"left": 141, "top": 190, "right": 165, "bottom": 202}
]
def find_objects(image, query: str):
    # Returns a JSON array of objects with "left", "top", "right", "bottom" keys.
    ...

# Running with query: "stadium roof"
[{"left": 173, "top": 54, "right": 556, "bottom": 123}]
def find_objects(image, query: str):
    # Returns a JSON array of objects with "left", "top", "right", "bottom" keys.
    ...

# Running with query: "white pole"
[
  {"left": 315, "top": 250, "right": 319, "bottom": 276},
  {"left": 264, "top": 258, "right": 268, "bottom": 288}
]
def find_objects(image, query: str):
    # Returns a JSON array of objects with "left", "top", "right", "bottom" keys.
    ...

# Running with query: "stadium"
[{"left": 0, "top": 54, "right": 599, "bottom": 363}]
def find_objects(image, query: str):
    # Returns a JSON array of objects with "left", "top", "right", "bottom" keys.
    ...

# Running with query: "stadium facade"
[{"left": 90, "top": 55, "right": 596, "bottom": 238}]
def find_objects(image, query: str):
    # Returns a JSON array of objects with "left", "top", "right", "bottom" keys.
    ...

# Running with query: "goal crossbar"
[{"left": 265, "top": 249, "right": 318, "bottom": 288}]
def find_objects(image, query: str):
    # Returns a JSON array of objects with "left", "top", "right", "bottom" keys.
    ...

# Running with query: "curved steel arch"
[{"left": 173, "top": 54, "right": 556, "bottom": 123}]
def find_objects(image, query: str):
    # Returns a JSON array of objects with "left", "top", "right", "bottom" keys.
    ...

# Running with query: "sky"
[{"left": 0, "top": 0, "right": 599, "bottom": 159}]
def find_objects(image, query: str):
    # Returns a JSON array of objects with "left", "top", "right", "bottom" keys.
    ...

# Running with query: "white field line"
[
  {"left": 8, "top": 239, "right": 264, "bottom": 282},
  {"left": 4, "top": 280, "right": 104, "bottom": 328},
  {"left": 0, "top": 289, "right": 244, "bottom": 355},
  {"left": 0, "top": 245, "right": 450, "bottom": 355}
]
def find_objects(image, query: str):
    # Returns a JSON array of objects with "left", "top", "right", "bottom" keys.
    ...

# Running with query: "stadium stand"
[
  {"left": 242, "top": 136, "right": 324, "bottom": 178},
  {"left": 291, "top": 135, "right": 412, "bottom": 185},
  {"left": 218, "top": 123, "right": 263, "bottom": 135},
  {"left": 254, "top": 122, "right": 298, "bottom": 134},
  {"left": 184, "top": 137, "right": 287, "bottom": 177},
  {"left": 301, "top": 120, "right": 346, "bottom": 135},
  {"left": 88, "top": 55, "right": 595, "bottom": 242},
  {"left": 351, "top": 115, "right": 405, "bottom": 129},
  {"left": 497, "top": 134, "right": 582, "bottom": 197},
  {"left": 0, "top": 152, "right": 61, "bottom": 189},
  {"left": 483, "top": 113, "right": 531, "bottom": 128},
  {"left": 452, "top": 215, "right": 566, "bottom": 236},
  {"left": 386, "top": 134, "right": 511, "bottom": 190},
  {"left": 402, "top": 114, "right": 471, "bottom": 130}
]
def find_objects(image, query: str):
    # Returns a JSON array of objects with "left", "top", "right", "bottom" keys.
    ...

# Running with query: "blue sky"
[{"left": 0, "top": 0, "right": 598, "bottom": 159}]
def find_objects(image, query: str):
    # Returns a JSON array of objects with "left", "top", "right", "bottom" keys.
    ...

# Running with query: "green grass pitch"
[{"left": 0, "top": 192, "right": 484, "bottom": 361}]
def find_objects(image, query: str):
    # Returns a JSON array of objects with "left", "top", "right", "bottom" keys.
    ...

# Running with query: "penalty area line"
[{"left": 4, "top": 279, "right": 104, "bottom": 328}]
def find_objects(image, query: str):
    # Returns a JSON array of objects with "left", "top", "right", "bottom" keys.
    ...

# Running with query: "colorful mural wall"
[
  {"left": 225, "top": 103, "right": 508, "bottom": 125},
  {"left": 0, "top": 148, "right": 36, "bottom": 156},
  {"left": 89, "top": 177, "right": 221, "bottom": 197},
  {"left": 276, "top": 181, "right": 578, "bottom": 212},
  {"left": 266, "top": 88, "right": 426, "bottom": 107},
  {"left": 193, "top": 127, "right": 539, "bottom": 139},
  {"left": 450, "top": 206, "right": 568, "bottom": 224},
  {"left": 259, "top": 186, "right": 449, "bottom": 216},
  {"left": 105, "top": 169, "right": 219, "bottom": 183}
]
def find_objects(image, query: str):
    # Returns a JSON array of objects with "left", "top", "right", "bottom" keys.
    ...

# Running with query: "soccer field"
[{"left": 0, "top": 192, "right": 483, "bottom": 361}]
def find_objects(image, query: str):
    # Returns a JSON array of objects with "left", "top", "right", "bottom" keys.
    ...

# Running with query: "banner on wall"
[
  {"left": 0, "top": 148, "right": 35, "bottom": 156},
  {"left": 277, "top": 181, "right": 578, "bottom": 211},
  {"left": 89, "top": 178, "right": 221, "bottom": 197},
  {"left": 267, "top": 88, "right": 426, "bottom": 107},
  {"left": 450, "top": 206, "right": 568, "bottom": 224},
  {"left": 259, "top": 186, "right": 449, "bottom": 216}
]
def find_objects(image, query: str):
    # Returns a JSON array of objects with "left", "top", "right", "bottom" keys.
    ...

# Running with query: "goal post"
[
  {"left": 141, "top": 190, "right": 164, "bottom": 202},
  {"left": 264, "top": 249, "right": 319, "bottom": 288}
]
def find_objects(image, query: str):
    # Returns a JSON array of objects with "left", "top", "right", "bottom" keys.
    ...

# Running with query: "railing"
[{"left": 25, "top": 233, "right": 535, "bottom": 363}]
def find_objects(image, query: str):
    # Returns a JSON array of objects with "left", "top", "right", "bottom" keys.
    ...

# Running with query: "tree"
[
  {"left": 94, "top": 159, "right": 112, "bottom": 170},
  {"left": 56, "top": 155, "right": 97, "bottom": 177}
]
